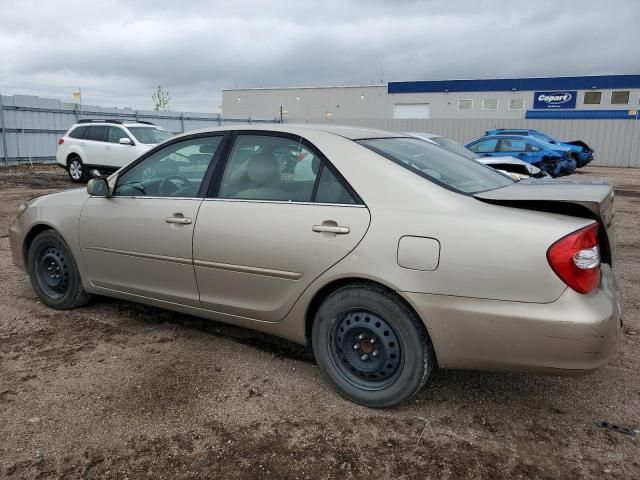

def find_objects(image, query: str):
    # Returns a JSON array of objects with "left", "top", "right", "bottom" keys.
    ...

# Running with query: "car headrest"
[
  {"left": 199, "top": 144, "right": 217, "bottom": 154},
  {"left": 312, "top": 157, "right": 321, "bottom": 175},
  {"left": 247, "top": 154, "right": 280, "bottom": 185}
]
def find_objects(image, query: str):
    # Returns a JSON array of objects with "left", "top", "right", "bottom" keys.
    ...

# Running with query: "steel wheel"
[
  {"left": 34, "top": 245, "right": 70, "bottom": 299},
  {"left": 27, "top": 230, "right": 92, "bottom": 310},
  {"left": 329, "top": 310, "right": 403, "bottom": 390}
]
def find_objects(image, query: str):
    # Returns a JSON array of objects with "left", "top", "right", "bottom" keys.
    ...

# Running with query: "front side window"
[
  {"left": 114, "top": 136, "right": 223, "bottom": 197},
  {"left": 358, "top": 137, "right": 513, "bottom": 194},
  {"left": 468, "top": 139, "right": 498, "bottom": 153},
  {"left": 107, "top": 126, "right": 130, "bottom": 144},
  {"left": 458, "top": 99, "right": 473, "bottom": 110},
  {"left": 85, "top": 125, "right": 107, "bottom": 142},
  {"left": 127, "top": 126, "right": 172, "bottom": 144}
]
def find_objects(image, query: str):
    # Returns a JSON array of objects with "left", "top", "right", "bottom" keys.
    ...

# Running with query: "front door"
[
  {"left": 193, "top": 133, "right": 371, "bottom": 322},
  {"left": 79, "top": 134, "right": 225, "bottom": 306},
  {"left": 102, "top": 126, "right": 136, "bottom": 168}
]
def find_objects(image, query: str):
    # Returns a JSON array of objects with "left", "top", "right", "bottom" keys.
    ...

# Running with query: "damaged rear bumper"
[{"left": 401, "top": 264, "right": 622, "bottom": 374}]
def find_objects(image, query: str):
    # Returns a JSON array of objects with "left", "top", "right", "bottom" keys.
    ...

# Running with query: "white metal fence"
[
  {"left": 1, "top": 93, "right": 639, "bottom": 168},
  {"left": 292, "top": 117, "right": 640, "bottom": 168},
  {"left": 0, "top": 94, "right": 280, "bottom": 166}
]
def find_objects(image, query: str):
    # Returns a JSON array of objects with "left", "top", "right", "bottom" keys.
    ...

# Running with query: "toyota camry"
[{"left": 9, "top": 125, "right": 622, "bottom": 407}]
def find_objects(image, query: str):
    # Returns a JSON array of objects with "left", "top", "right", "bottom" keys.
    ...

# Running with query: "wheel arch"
[
  {"left": 304, "top": 277, "right": 431, "bottom": 347},
  {"left": 66, "top": 151, "right": 82, "bottom": 166},
  {"left": 22, "top": 223, "right": 57, "bottom": 266}
]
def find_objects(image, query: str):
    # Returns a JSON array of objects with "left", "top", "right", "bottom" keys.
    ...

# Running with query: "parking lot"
[{"left": 1, "top": 164, "right": 639, "bottom": 479}]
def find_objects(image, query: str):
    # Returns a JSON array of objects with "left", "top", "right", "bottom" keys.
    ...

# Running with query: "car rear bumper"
[{"left": 401, "top": 264, "right": 622, "bottom": 374}]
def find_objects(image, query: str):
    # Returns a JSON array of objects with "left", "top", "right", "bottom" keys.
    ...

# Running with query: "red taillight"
[
  {"left": 547, "top": 223, "right": 600, "bottom": 294},
  {"left": 58, "top": 138, "right": 65, "bottom": 145}
]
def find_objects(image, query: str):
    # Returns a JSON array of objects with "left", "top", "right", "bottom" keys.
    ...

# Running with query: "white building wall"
[{"left": 223, "top": 86, "right": 640, "bottom": 121}]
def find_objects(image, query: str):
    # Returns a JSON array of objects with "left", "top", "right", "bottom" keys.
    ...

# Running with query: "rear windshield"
[
  {"left": 127, "top": 127, "right": 172, "bottom": 144},
  {"left": 358, "top": 137, "right": 514, "bottom": 194},
  {"left": 429, "top": 136, "right": 477, "bottom": 160}
]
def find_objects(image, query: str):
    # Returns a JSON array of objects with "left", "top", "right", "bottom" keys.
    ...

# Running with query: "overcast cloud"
[{"left": 1, "top": 0, "right": 638, "bottom": 112}]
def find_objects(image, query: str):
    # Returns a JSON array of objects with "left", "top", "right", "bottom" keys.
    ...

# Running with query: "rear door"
[
  {"left": 83, "top": 125, "right": 109, "bottom": 165},
  {"left": 193, "top": 132, "right": 371, "bottom": 322}
]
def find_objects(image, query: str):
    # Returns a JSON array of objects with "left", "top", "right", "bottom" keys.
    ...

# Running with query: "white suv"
[{"left": 56, "top": 120, "right": 172, "bottom": 182}]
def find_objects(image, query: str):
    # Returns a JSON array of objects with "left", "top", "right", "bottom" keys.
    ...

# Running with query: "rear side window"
[
  {"left": 85, "top": 125, "right": 107, "bottom": 142},
  {"left": 358, "top": 137, "right": 513, "bottom": 194},
  {"left": 499, "top": 138, "right": 527, "bottom": 152},
  {"left": 68, "top": 126, "right": 87, "bottom": 139},
  {"left": 315, "top": 166, "right": 356, "bottom": 204},
  {"left": 217, "top": 134, "right": 358, "bottom": 204}
]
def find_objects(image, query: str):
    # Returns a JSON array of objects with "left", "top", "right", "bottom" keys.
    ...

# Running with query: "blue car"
[
  {"left": 466, "top": 135, "right": 575, "bottom": 177},
  {"left": 486, "top": 129, "right": 594, "bottom": 168}
]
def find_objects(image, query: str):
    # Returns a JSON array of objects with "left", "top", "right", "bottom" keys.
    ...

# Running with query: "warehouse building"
[
  {"left": 222, "top": 74, "right": 640, "bottom": 122},
  {"left": 222, "top": 74, "right": 640, "bottom": 168}
]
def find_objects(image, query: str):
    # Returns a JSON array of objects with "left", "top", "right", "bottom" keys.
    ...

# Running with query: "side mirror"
[
  {"left": 87, "top": 177, "right": 110, "bottom": 197},
  {"left": 119, "top": 137, "right": 132, "bottom": 145}
]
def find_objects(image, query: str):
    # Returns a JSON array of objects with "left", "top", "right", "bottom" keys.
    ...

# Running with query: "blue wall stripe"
[
  {"left": 388, "top": 75, "right": 640, "bottom": 94},
  {"left": 525, "top": 109, "right": 640, "bottom": 120}
]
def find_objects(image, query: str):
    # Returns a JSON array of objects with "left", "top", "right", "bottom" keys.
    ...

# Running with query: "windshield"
[
  {"left": 429, "top": 136, "right": 478, "bottom": 160},
  {"left": 127, "top": 127, "right": 172, "bottom": 144},
  {"left": 358, "top": 137, "right": 514, "bottom": 194}
]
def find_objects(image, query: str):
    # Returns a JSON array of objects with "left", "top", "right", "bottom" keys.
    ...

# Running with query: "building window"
[
  {"left": 508, "top": 98, "right": 525, "bottom": 110},
  {"left": 458, "top": 99, "right": 473, "bottom": 110},
  {"left": 611, "top": 91, "right": 630, "bottom": 105},
  {"left": 393, "top": 103, "right": 430, "bottom": 119},
  {"left": 584, "top": 91, "right": 602, "bottom": 105},
  {"left": 482, "top": 99, "right": 498, "bottom": 111}
]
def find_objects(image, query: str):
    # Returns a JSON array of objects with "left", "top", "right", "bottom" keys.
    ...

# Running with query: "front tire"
[
  {"left": 27, "top": 230, "right": 91, "bottom": 310},
  {"left": 67, "top": 156, "right": 89, "bottom": 183},
  {"left": 311, "top": 283, "right": 435, "bottom": 407}
]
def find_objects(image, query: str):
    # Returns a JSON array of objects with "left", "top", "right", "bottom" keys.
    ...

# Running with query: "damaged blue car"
[
  {"left": 466, "top": 135, "right": 575, "bottom": 177},
  {"left": 486, "top": 129, "right": 594, "bottom": 167}
]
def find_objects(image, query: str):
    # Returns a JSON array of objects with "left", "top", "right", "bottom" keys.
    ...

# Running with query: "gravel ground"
[{"left": 0, "top": 164, "right": 638, "bottom": 479}]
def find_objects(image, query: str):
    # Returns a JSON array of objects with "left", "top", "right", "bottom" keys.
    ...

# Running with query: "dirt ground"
[{"left": 0, "top": 164, "right": 638, "bottom": 479}]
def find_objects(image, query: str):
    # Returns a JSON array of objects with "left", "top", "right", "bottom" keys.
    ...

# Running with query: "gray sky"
[{"left": 1, "top": 0, "right": 638, "bottom": 112}]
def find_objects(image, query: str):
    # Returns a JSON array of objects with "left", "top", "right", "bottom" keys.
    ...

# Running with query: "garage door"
[{"left": 393, "top": 103, "right": 430, "bottom": 119}]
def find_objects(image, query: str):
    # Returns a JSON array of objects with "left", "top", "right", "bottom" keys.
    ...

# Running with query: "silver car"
[{"left": 9, "top": 125, "right": 622, "bottom": 407}]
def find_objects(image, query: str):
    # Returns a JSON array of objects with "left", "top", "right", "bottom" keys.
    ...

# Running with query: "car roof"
[
  {"left": 72, "top": 121, "right": 161, "bottom": 128},
  {"left": 403, "top": 132, "right": 440, "bottom": 139},
  {"left": 181, "top": 123, "right": 407, "bottom": 141}
]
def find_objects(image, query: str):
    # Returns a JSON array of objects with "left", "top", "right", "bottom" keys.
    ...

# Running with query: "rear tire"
[
  {"left": 67, "top": 156, "right": 88, "bottom": 183},
  {"left": 27, "top": 230, "right": 91, "bottom": 310},
  {"left": 311, "top": 283, "right": 435, "bottom": 408}
]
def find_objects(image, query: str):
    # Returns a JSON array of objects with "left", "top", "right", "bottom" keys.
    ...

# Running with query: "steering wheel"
[{"left": 158, "top": 175, "right": 197, "bottom": 196}]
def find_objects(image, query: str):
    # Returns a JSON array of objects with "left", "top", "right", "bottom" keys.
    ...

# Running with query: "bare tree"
[{"left": 152, "top": 85, "right": 171, "bottom": 111}]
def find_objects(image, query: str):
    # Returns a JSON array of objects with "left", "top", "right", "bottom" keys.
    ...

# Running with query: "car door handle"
[
  {"left": 312, "top": 225, "right": 350, "bottom": 234},
  {"left": 165, "top": 216, "right": 192, "bottom": 225}
]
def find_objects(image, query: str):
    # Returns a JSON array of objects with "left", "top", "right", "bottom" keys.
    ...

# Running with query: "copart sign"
[{"left": 533, "top": 91, "right": 577, "bottom": 109}]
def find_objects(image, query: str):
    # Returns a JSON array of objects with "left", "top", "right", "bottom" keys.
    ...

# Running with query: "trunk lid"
[{"left": 475, "top": 178, "right": 616, "bottom": 263}]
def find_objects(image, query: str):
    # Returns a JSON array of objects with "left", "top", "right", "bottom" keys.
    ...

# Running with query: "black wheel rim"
[
  {"left": 35, "top": 245, "right": 69, "bottom": 299},
  {"left": 329, "top": 310, "right": 403, "bottom": 390}
]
